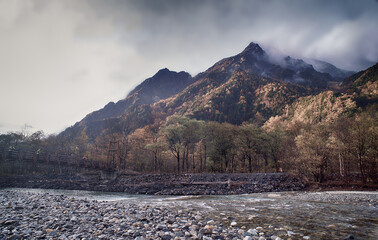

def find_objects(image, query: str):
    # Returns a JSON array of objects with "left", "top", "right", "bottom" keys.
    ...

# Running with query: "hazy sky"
[{"left": 1, "top": 0, "right": 377, "bottom": 135}]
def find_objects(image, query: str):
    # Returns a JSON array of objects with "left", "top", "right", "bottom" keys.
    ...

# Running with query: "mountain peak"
[
  {"left": 154, "top": 68, "right": 171, "bottom": 76},
  {"left": 241, "top": 42, "right": 265, "bottom": 56},
  {"left": 151, "top": 68, "right": 192, "bottom": 81}
]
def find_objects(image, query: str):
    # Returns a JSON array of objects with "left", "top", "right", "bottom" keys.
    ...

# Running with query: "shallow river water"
[{"left": 3, "top": 188, "right": 378, "bottom": 239}]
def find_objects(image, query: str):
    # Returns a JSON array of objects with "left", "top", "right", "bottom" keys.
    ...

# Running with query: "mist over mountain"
[
  {"left": 306, "top": 59, "right": 356, "bottom": 81},
  {"left": 198, "top": 43, "right": 335, "bottom": 89},
  {"left": 60, "top": 42, "right": 374, "bottom": 142}
]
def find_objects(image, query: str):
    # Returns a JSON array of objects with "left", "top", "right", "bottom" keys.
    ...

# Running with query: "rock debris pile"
[{"left": 0, "top": 173, "right": 305, "bottom": 195}]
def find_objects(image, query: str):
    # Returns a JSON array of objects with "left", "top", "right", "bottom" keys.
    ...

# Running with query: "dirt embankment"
[{"left": 0, "top": 172, "right": 306, "bottom": 195}]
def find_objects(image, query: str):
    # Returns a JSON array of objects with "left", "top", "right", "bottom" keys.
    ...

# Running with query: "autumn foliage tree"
[{"left": 4, "top": 101, "right": 375, "bottom": 186}]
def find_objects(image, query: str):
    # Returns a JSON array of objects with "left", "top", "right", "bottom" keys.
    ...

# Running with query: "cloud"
[
  {"left": 0, "top": 0, "right": 146, "bottom": 134},
  {"left": 0, "top": 0, "right": 377, "bottom": 134},
  {"left": 84, "top": 0, "right": 378, "bottom": 70}
]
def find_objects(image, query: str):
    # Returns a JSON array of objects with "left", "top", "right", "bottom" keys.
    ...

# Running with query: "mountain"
[
  {"left": 158, "top": 42, "right": 346, "bottom": 125},
  {"left": 341, "top": 63, "right": 378, "bottom": 107},
  {"left": 264, "top": 90, "right": 356, "bottom": 129},
  {"left": 160, "top": 68, "right": 309, "bottom": 125},
  {"left": 59, "top": 42, "right": 362, "bottom": 142},
  {"left": 190, "top": 42, "right": 334, "bottom": 90},
  {"left": 60, "top": 69, "right": 193, "bottom": 140},
  {"left": 81, "top": 68, "right": 192, "bottom": 124},
  {"left": 306, "top": 59, "right": 355, "bottom": 81},
  {"left": 264, "top": 62, "right": 377, "bottom": 129},
  {"left": 127, "top": 68, "right": 193, "bottom": 105},
  {"left": 342, "top": 63, "right": 378, "bottom": 96}
]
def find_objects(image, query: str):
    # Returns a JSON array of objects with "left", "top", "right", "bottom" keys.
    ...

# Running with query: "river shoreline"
[
  {"left": 0, "top": 173, "right": 307, "bottom": 195},
  {"left": 1, "top": 189, "right": 377, "bottom": 240},
  {"left": 1, "top": 190, "right": 249, "bottom": 240}
]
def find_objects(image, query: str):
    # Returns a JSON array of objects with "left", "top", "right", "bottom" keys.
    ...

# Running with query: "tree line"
[
  {"left": 76, "top": 106, "right": 377, "bottom": 184},
  {"left": 1, "top": 108, "right": 376, "bottom": 184}
]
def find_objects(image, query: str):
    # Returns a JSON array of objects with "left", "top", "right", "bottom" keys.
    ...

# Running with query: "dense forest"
[{"left": 1, "top": 104, "right": 376, "bottom": 184}]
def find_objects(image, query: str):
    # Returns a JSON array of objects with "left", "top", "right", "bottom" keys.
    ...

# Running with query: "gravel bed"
[
  {"left": 285, "top": 191, "right": 378, "bottom": 207},
  {"left": 0, "top": 190, "right": 303, "bottom": 240}
]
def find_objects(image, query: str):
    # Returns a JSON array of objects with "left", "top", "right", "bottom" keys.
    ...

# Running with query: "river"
[{"left": 2, "top": 188, "right": 377, "bottom": 239}]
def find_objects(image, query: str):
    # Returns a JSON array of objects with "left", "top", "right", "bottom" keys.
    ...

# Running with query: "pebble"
[
  {"left": 207, "top": 219, "right": 215, "bottom": 225},
  {"left": 247, "top": 228, "right": 258, "bottom": 236},
  {"left": 1, "top": 190, "right": 369, "bottom": 240},
  {"left": 0, "top": 190, "right": 257, "bottom": 240},
  {"left": 203, "top": 225, "right": 214, "bottom": 234}
]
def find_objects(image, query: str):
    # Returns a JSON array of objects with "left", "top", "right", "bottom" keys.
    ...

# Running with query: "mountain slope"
[
  {"left": 60, "top": 69, "right": 193, "bottom": 140},
  {"left": 264, "top": 91, "right": 356, "bottom": 129},
  {"left": 342, "top": 63, "right": 378, "bottom": 96},
  {"left": 59, "top": 42, "right": 362, "bottom": 142},
  {"left": 341, "top": 63, "right": 378, "bottom": 108},
  {"left": 157, "top": 42, "right": 341, "bottom": 125},
  {"left": 81, "top": 68, "right": 193, "bottom": 124},
  {"left": 198, "top": 42, "right": 334, "bottom": 89},
  {"left": 264, "top": 62, "right": 377, "bottom": 129},
  {"left": 306, "top": 59, "right": 355, "bottom": 81},
  {"left": 160, "top": 69, "right": 309, "bottom": 125}
]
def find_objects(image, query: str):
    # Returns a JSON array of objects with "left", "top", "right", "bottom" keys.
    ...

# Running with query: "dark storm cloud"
[
  {"left": 86, "top": 0, "right": 378, "bottom": 71},
  {"left": 1, "top": 0, "right": 377, "bottom": 134}
]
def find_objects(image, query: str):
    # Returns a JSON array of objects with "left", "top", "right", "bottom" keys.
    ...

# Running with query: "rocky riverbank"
[
  {"left": 0, "top": 190, "right": 306, "bottom": 240},
  {"left": 287, "top": 191, "right": 378, "bottom": 206},
  {"left": 0, "top": 173, "right": 305, "bottom": 195},
  {"left": 2, "top": 189, "right": 377, "bottom": 239}
]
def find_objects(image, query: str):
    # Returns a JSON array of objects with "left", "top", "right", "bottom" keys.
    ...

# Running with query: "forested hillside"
[{"left": 1, "top": 43, "right": 376, "bottom": 184}]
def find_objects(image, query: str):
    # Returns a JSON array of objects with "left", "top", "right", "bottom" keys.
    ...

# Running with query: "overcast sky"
[{"left": 1, "top": 0, "right": 377, "bottom": 135}]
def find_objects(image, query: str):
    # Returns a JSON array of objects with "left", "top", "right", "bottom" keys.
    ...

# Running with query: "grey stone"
[
  {"left": 247, "top": 229, "right": 258, "bottom": 236},
  {"left": 162, "top": 234, "right": 172, "bottom": 240}
]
